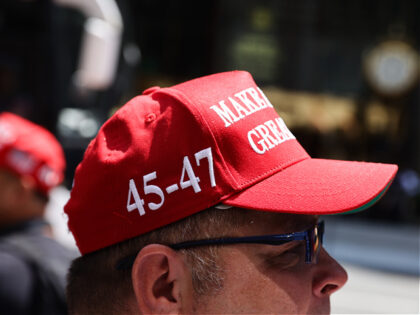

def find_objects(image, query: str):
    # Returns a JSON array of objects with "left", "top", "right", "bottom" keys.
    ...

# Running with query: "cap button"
[
  {"left": 142, "top": 86, "right": 160, "bottom": 95},
  {"left": 145, "top": 113, "right": 157, "bottom": 124}
]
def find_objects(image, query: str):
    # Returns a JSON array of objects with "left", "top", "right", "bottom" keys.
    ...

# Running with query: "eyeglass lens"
[{"left": 310, "top": 222, "right": 324, "bottom": 263}]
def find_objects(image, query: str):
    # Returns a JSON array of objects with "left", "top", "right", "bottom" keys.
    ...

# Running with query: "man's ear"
[{"left": 132, "top": 244, "right": 194, "bottom": 314}]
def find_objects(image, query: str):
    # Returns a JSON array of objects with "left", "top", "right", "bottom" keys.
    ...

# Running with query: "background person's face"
[
  {"left": 193, "top": 213, "right": 348, "bottom": 314},
  {"left": 0, "top": 170, "right": 21, "bottom": 226}
]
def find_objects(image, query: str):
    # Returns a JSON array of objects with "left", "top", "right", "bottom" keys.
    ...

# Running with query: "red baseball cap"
[
  {"left": 65, "top": 71, "right": 398, "bottom": 255},
  {"left": 0, "top": 112, "right": 65, "bottom": 194}
]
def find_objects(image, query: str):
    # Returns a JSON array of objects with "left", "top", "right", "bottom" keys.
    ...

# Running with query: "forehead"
[{"left": 235, "top": 210, "right": 318, "bottom": 235}]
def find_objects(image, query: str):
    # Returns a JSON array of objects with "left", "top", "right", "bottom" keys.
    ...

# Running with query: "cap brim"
[{"left": 223, "top": 158, "right": 398, "bottom": 215}]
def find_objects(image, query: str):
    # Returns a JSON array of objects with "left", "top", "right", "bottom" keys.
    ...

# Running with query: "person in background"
[
  {"left": 0, "top": 112, "right": 78, "bottom": 315},
  {"left": 65, "top": 71, "right": 398, "bottom": 315}
]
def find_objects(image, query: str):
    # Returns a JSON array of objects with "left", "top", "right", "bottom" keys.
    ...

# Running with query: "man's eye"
[
  {"left": 274, "top": 252, "right": 300, "bottom": 269},
  {"left": 267, "top": 242, "right": 304, "bottom": 269}
]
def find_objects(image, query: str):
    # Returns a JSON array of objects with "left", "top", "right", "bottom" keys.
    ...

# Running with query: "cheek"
[{"left": 212, "top": 254, "right": 313, "bottom": 314}]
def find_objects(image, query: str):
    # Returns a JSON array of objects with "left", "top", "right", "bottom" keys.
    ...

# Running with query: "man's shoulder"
[
  {"left": 0, "top": 250, "right": 35, "bottom": 315},
  {"left": 0, "top": 249, "right": 33, "bottom": 277},
  {"left": 0, "top": 219, "right": 77, "bottom": 258},
  {"left": 0, "top": 221, "right": 76, "bottom": 315},
  {"left": 0, "top": 220, "right": 78, "bottom": 283}
]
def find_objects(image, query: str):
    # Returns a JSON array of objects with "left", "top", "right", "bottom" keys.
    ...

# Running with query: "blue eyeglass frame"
[
  {"left": 171, "top": 221, "right": 324, "bottom": 262},
  {"left": 115, "top": 221, "right": 324, "bottom": 270}
]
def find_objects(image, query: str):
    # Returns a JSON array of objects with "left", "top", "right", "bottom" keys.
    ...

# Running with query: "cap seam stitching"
[
  {"left": 236, "top": 155, "right": 310, "bottom": 188},
  {"left": 158, "top": 87, "right": 241, "bottom": 188}
]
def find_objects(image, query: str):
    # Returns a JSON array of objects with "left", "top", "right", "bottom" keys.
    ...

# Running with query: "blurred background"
[{"left": 0, "top": 0, "right": 419, "bottom": 313}]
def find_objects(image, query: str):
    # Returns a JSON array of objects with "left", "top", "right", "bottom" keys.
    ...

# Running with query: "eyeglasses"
[{"left": 116, "top": 221, "right": 324, "bottom": 270}]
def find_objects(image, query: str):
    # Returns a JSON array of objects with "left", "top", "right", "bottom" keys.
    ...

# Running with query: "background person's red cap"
[
  {"left": 64, "top": 71, "right": 398, "bottom": 255},
  {"left": 0, "top": 112, "right": 65, "bottom": 194}
]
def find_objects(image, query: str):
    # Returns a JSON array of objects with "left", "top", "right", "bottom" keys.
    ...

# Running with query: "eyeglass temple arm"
[
  {"left": 170, "top": 234, "right": 307, "bottom": 250},
  {"left": 115, "top": 234, "right": 303, "bottom": 270}
]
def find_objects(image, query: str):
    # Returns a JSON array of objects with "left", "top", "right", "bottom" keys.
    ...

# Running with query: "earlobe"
[{"left": 132, "top": 244, "right": 194, "bottom": 314}]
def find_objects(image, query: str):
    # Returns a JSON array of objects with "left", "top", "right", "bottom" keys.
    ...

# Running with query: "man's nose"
[{"left": 312, "top": 248, "right": 348, "bottom": 298}]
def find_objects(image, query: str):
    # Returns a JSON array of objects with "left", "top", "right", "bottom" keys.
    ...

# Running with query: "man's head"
[
  {"left": 65, "top": 71, "right": 397, "bottom": 314},
  {"left": 67, "top": 207, "right": 348, "bottom": 314},
  {"left": 0, "top": 112, "right": 65, "bottom": 227}
]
